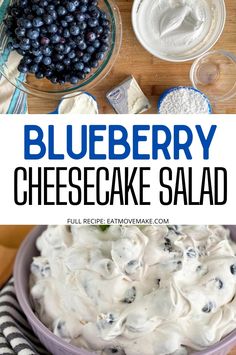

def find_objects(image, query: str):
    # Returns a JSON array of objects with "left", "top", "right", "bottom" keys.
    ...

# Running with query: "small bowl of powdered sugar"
[{"left": 157, "top": 86, "right": 212, "bottom": 114}]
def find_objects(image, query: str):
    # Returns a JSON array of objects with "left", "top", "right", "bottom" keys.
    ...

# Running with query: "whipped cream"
[
  {"left": 134, "top": 0, "right": 212, "bottom": 58},
  {"left": 30, "top": 225, "right": 236, "bottom": 355}
]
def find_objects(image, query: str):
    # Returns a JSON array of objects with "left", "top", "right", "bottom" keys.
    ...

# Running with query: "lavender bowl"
[{"left": 14, "top": 225, "right": 236, "bottom": 355}]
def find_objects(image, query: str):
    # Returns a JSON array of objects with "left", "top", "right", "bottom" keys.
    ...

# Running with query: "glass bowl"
[
  {"left": 190, "top": 50, "right": 236, "bottom": 102},
  {"left": 0, "top": 0, "right": 122, "bottom": 99},
  {"left": 131, "top": 0, "right": 226, "bottom": 62}
]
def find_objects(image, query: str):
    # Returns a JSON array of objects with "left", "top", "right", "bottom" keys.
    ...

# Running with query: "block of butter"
[{"left": 106, "top": 76, "right": 151, "bottom": 114}]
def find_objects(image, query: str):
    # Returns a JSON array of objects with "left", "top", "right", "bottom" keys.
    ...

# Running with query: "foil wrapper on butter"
[{"left": 106, "top": 76, "right": 151, "bottom": 114}]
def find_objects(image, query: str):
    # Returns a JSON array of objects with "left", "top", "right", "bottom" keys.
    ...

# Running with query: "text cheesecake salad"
[{"left": 30, "top": 225, "right": 236, "bottom": 355}]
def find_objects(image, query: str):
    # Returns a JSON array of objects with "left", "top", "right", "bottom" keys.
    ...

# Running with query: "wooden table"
[{"left": 28, "top": 0, "right": 236, "bottom": 114}]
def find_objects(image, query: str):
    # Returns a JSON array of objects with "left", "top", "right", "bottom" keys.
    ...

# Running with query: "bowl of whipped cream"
[
  {"left": 131, "top": 0, "right": 226, "bottom": 62},
  {"left": 14, "top": 225, "right": 236, "bottom": 355}
]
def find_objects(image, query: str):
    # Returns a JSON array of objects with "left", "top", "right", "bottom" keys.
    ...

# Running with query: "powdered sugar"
[{"left": 159, "top": 87, "right": 211, "bottom": 114}]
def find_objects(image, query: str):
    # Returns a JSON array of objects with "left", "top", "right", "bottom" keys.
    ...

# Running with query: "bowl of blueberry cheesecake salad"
[
  {"left": 0, "top": 0, "right": 122, "bottom": 99},
  {"left": 14, "top": 225, "right": 236, "bottom": 355}
]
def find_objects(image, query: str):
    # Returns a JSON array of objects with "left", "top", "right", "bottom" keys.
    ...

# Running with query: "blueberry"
[
  {"left": 63, "top": 44, "right": 71, "bottom": 54},
  {"left": 215, "top": 278, "right": 223, "bottom": 289},
  {"left": 74, "top": 61, "right": 84, "bottom": 71},
  {"left": 36, "top": 7, "right": 45, "bottom": 15},
  {"left": 16, "top": 49, "right": 26, "bottom": 56},
  {"left": 94, "top": 25, "right": 103, "bottom": 35},
  {"left": 63, "top": 58, "right": 71, "bottom": 65},
  {"left": 76, "top": 13, "right": 85, "bottom": 22},
  {"left": 55, "top": 53, "right": 64, "bottom": 61},
  {"left": 66, "top": 2, "right": 76, "bottom": 12},
  {"left": 93, "top": 39, "right": 100, "bottom": 48},
  {"left": 48, "top": 9, "right": 57, "bottom": 20},
  {"left": 90, "top": 8, "right": 100, "bottom": 18},
  {"left": 32, "top": 49, "right": 42, "bottom": 56},
  {"left": 90, "top": 0, "right": 98, "bottom": 6},
  {"left": 103, "top": 26, "right": 111, "bottom": 35},
  {"left": 100, "top": 34, "right": 109, "bottom": 43},
  {"left": 40, "top": 26, "right": 48, "bottom": 35},
  {"left": 45, "top": 69, "right": 53, "bottom": 77},
  {"left": 88, "top": 17, "right": 98, "bottom": 27},
  {"left": 57, "top": 6, "right": 67, "bottom": 16},
  {"left": 21, "top": 56, "right": 32, "bottom": 65},
  {"left": 19, "top": 18, "right": 32, "bottom": 29},
  {"left": 42, "top": 46, "right": 52, "bottom": 56},
  {"left": 95, "top": 51, "right": 104, "bottom": 60},
  {"left": 35, "top": 71, "right": 44, "bottom": 79},
  {"left": 83, "top": 66, "right": 91, "bottom": 74},
  {"left": 48, "top": 24, "right": 58, "bottom": 33},
  {"left": 19, "top": 42, "right": 30, "bottom": 51},
  {"left": 79, "top": 5, "right": 87, "bottom": 13},
  {"left": 100, "top": 44, "right": 109, "bottom": 52},
  {"left": 78, "top": 40, "right": 86, "bottom": 50},
  {"left": 43, "top": 14, "right": 53, "bottom": 24},
  {"left": 55, "top": 43, "right": 64, "bottom": 52},
  {"left": 34, "top": 54, "right": 43, "bottom": 63},
  {"left": 33, "top": 17, "right": 43, "bottom": 27},
  {"left": 40, "top": 37, "right": 50, "bottom": 45},
  {"left": 230, "top": 264, "right": 236, "bottom": 275},
  {"left": 72, "top": 57, "right": 79, "bottom": 63},
  {"left": 55, "top": 63, "right": 64, "bottom": 71},
  {"left": 202, "top": 302, "right": 214, "bottom": 313},
  {"left": 60, "top": 37, "right": 66, "bottom": 44},
  {"left": 15, "top": 27, "right": 26, "bottom": 37},
  {"left": 39, "top": 0, "right": 48, "bottom": 6},
  {"left": 63, "top": 29, "right": 70, "bottom": 38},
  {"left": 100, "top": 10, "right": 107, "bottom": 19},
  {"left": 19, "top": 0, "right": 28, "bottom": 7},
  {"left": 86, "top": 31, "right": 96, "bottom": 42},
  {"left": 87, "top": 45, "right": 95, "bottom": 54},
  {"left": 186, "top": 248, "right": 197, "bottom": 258},
  {"left": 29, "top": 64, "right": 39, "bottom": 73},
  {"left": 61, "top": 20, "right": 68, "bottom": 28},
  {"left": 47, "top": 4, "right": 55, "bottom": 11},
  {"left": 51, "top": 34, "right": 61, "bottom": 43},
  {"left": 78, "top": 72, "right": 85, "bottom": 79},
  {"left": 18, "top": 63, "right": 28, "bottom": 73},
  {"left": 68, "top": 50, "right": 76, "bottom": 59},
  {"left": 70, "top": 75, "right": 79, "bottom": 84},
  {"left": 82, "top": 53, "right": 91, "bottom": 63},
  {"left": 65, "top": 14, "right": 74, "bottom": 22},
  {"left": 58, "top": 78, "right": 65, "bottom": 84},
  {"left": 79, "top": 21, "right": 87, "bottom": 30},
  {"left": 27, "top": 29, "right": 40, "bottom": 39},
  {"left": 10, "top": 7, "right": 22, "bottom": 17},
  {"left": 50, "top": 76, "right": 58, "bottom": 84},
  {"left": 12, "top": 42, "right": 20, "bottom": 49},
  {"left": 43, "top": 56, "right": 52, "bottom": 65},
  {"left": 70, "top": 25, "right": 80, "bottom": 36},
  {"left": 31, "top": 40, "right": 40, "bottom": 48}
]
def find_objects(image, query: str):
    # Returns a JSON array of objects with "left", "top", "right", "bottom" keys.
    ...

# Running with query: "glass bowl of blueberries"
[{"left": 0, "top": 0, "right": 122, "bottom": 99}]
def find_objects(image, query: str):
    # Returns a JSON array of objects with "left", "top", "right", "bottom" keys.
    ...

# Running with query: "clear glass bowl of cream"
[
  {"left": 132, "top": 0, "right": 226, "bottom": 62},
  {"left": 190, "top": 50, "right": 236, "bottom": 102}
]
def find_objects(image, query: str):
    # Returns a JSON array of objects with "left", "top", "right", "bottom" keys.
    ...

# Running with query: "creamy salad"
[{"left": 30, "top": 225, "right": 236, "bottom": 355}]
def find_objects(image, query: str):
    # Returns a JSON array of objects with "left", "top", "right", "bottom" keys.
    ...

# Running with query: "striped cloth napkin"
[
  {"left": 0, "top": 279, "right": 49, "bottom": 355},
  {"left": 0, "top": 0, "right": 28, "bottom": 114}
]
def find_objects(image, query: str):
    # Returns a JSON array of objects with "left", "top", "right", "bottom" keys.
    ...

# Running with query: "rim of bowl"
[
  {"left": 190, "top": 49, "right": 236, "bottom": 102},
  {"left": 13, "top": 225, "right": 236, "bottom": 355},
  {"left": 131, "top": 0, "right": 226, "bottom": 63},
  {"left": 1, "top": 0, "right": 122, "bottom": 99}
]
